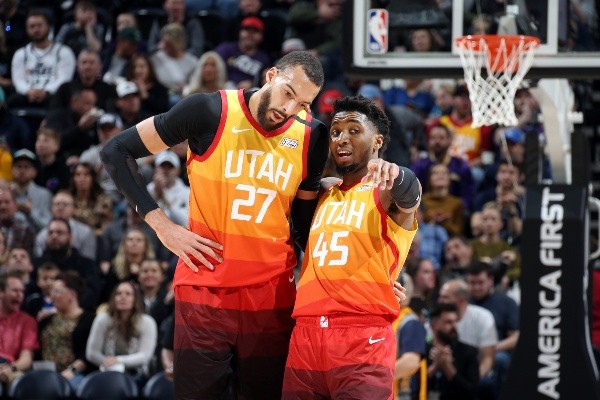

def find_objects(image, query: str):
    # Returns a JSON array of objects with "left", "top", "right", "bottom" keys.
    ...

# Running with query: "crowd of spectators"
[{"left": 0, "top": 0, "right": 597, "bottom": 399}]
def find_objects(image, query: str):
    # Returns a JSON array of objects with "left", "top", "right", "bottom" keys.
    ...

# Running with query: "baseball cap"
[
  {"left": 116, "top": 81, "right": 139, "bottom": 98},
  {"left": 503, "top": 127, "right": 525, "bottom": 144},
  {"left": 318, "top": 89, "right": 343, "bottom": 115},
  {"left": 240, "top": 16, "right": 264, "bottom": 32},
  {"left": 118, "top": 27, "right": 142, "bottom": 43},
  {"left": 13, "top": 149, "right": 37, "bottom": 164},
  {"left": 357, "top": 84, "right": 383, "bottom": 100},
  {"left": 154, "top": 150, "right": 180, "bottom": 169},
  {"left": 98, "top": 113, "right": 123, "bottom": 129}
]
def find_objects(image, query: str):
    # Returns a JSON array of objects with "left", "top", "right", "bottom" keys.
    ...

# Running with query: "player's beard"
[
  {"left": 334, "top": 147, "right": 371, "bottom": 177},
  {"left": 257, "top": 87, "right": 287, "bottom": 131}
]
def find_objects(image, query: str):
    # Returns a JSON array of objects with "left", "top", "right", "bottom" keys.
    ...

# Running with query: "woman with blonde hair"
[
  {"left": 150, "top": 22, "right": 198, "bottom": 104},
  {"left": 102, "top": 229, "right": 156, "bottom": 302},
  {"left": 183, "top": 51, "right": 228, "bottom": 96},
  {"left": 86, "top": 281, "right": 157, "bottom": 387}
]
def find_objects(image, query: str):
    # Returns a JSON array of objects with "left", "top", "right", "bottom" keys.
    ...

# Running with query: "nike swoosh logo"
[
  {"left": 232, "top": 127, "right": 251, "bottom": 133},
  {"left": 288, "top": 275, "right": 295, "bottom": 283},
  {"left": 368, "top": 336, "right": 385, "bottom": 345}
]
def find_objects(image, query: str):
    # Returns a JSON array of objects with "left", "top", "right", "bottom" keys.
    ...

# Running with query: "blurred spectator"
[
  {"left": 288, "top": 0, "right": 343, "bottom": 82},
  {"left": 126, "top": 53, "right": 169, "bottom": 114},
  {"left": 467, "top": 262, "right": 519, "bottom": 399},
  {"left": 383, "top": 79, "right": 435, "bottom": 118},
  {"left": 148, "top": 150, "right": 190, "bottom": 227},
  {"left": 427, "top": 83, "right": 454, "bottom": 122},
  {"left": 0, "top": 230, "right": 7, "bottom": 266},
  {"left": 148, "top": 0, "right": 206, "bottom": 57},
  {"left": 137, "top": 258, "right": 173, "bottom": 329},
  {"left": 114, "top": 80, "right": 152, "bottom": 129},
  {"left": 2, "top": 248, "right": 34, "bottom": 290},
  {"left": 0, "top": 90, "right": 34, "bottom": 153},
  {"left": 437, "top": 84, "right": 494, "bottom": 185},
  {"left": 0, "top": 0, "right": 28, "bottom": 57},
  {"left": 405, "top": 257, "right": 438, "bottom": 311},
  {"left": 412, "top": 124, "right": 476, "bottom": 212},
  {"left": 392, "top": 273, "right": 427, "bottom": 400},
  {"left": 421, "top": 163, "right": 464, "bottom": 237},
  {"left": 441, "top": 236, "right": 474, "bottom": 286},
  {"left": 470, "top": 202, "right": 521, "bottom": 286},
  {"left": 224, "top": 0, "right": 287, "bottom": 60},
  {"left": 79, "top": 113, "right": 125, "bottom": 204},
  {"left": 86, "top": 281, "right": 158, "bottom": 387},
  {"left": 22, "top": 261, "right": 59, "bottom": 320},
  {"left": 0, "top": 186, "right": 36, "bottom": 254},
  {"left": 408, "top": 28, "right": 442, "bottom": 52},
  {"left": 0, "top": 270, "right": 38, "bottom": 384},
  {"left": 9, "top": 11, "right": 76, "bottom": 108},
  {"left": 50, "top": 49, "right": 117, "bottom": 113},
  {"left": 102, "top": 228, "right": 156, "bottom": 302},
  {"left": 159, "top": 313, "right": 174, "bottom": 380},
  {"left": 470, "top": 211, "right": 484, "bottom": 238},
  {"left": 215, "top": 16, "right": 271, "bottom": 89},
  {"left": 33, "top": 127, "right": 71, "bottom": 193},
  {"left": 438, "top": 279, "right": 497, "bottom": 380},
  {"left": 10, "top": 148, "right": 52, "bottom": 231},
  {"left": 0, "top": 22, "right": 12, "bottom": 95},
  {"left": 102, "top": 27, "right": 142, "bottom": 85},
  {"left": 474, "top": 159, "right": 524, "bottom": 244},
  {"left": 315, "top": 87, "right": 343, "bottom": 127},
  {"left": 54, "top": 1, "right": 106, "bottom": 56},
  {"left": 100, "top": 205, "right": 171, "bottom": 277},
  {"left": 69, "top": 162, "right": 113, "bottom": 235},
  {"left": 357, "top": 83, "right": 424, "bottom": 168},
  {"left": 35, "top": 191, "right": 97, "bottom": 261},
  {"left": 423, "top": 303, "right": 479, "bottom": 400},
  {"left": 150, "top": 22, "right": 198, "bottom": 104},
  {"left": 183, "top": 51, "right": 228, "bottom": 96},
  {"left": 33, "top": 218, "right": 100, "bottom": 311},
  {"left": 416, "top": 204, "right": 448, "bottom": 271},
  {"left": 44, "top": 88, "right": 100, "bottom": 161},
  {"left": 38, "top": 271, "right": 96, "bottom": 391}
]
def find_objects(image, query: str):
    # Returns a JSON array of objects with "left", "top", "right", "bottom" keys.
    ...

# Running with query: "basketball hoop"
[{"left": 455, "top": 35, "right": 540, "bottom": 127}]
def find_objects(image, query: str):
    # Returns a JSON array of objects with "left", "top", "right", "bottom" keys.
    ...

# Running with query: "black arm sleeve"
[
  {"left": 100, "top": 125, "right": 157, "bottom": 218},
  {"left": 290, "top": 197, "right": 319, "bottom": 250},
  {"left": 298, "top": 119, "right": 329, "bottom": 192},
  {"left": 291, "top": 118, "right": 329, "bottom": 248}
]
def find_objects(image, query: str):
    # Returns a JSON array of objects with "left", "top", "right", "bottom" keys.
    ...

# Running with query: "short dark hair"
[
  {"left": 429, "top": 303, "right": 458, "bottom": 320},
  {"left": 274, "top": 51, "right": 324, "bottom": 88},
  {"left": 332, "top": 95, "right": 391, "bottom": 155},
  {"left": 467, "top": 261, "right": 494, "bottom": 277},
  {"left": 48, "top": 218, "right": 72, "bottom": 234},
  {"left": 57, "top": 271, "right": 85, "bottom": 297},
  {"left": 0, "top": 270, "right": 24, "bottom": 291},
  {"left": 27, "top": 10, "right": 51, "bottom": 25}
]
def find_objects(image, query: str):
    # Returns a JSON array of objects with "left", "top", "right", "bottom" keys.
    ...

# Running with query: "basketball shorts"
[
  {"left": 282, "top": 315, "right": 396, "bottom": 400},
  {"left": 173, "top": 270, "right": 296, "bottom": 400}
]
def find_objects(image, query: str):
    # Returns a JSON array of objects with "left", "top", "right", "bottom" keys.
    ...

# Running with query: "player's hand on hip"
[
  {"left": 158, "top": 225, "right": 223, "bottom": 272},
  {"left": 393, "top": 281, "right": 406, "bottom": 303},
  {"left": 361, "top": 159, "right": 400, "bottom": 190}
]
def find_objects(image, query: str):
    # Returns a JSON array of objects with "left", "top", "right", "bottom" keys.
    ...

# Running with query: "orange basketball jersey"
[
  {"left": 174, "top": 89, "right": 313, "bottom": 288},
  {"left": 293, "top": 181, "right": 417, "bottom": 320},
  {"left": 440, "top": 114, "right": 489, "bottom": 163}
]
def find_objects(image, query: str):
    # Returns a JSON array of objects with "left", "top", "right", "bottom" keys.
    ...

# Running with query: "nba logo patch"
[
  {"left": 320, "top": 316, "right": 329, "bottom": 328},
  {"left": 367, "top": 9, "right": 388, "bottom": 54}
]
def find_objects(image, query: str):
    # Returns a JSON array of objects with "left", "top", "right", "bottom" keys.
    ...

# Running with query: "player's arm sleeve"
[
  {"left": 390, "top": 166, "right": 421, "bottom": 210},
  {"left": 291, "top": 121, "right": 329, "bottom": 249},
  {"left": 100, "top": 93, "right": 220, "bottom": 218}
]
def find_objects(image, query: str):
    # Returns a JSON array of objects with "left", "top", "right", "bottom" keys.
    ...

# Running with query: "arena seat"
[
  {"left": 8, "top": 369, "right": 71, "bottom": 400},
  {"left": 76, "top": 370, "right": 138, "bottom": 400},
  {"left": 142, "top": 372, "right": 174, "bottom": 400}
]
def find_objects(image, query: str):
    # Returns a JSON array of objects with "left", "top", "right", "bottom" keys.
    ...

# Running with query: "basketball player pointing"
[{"left": 283, "top": 96, "right": 421, "bottom": 399}]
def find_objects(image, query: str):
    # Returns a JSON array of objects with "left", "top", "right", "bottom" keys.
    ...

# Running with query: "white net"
[{"left": 455, "top": 35, "right": 540, "bottom": 127}]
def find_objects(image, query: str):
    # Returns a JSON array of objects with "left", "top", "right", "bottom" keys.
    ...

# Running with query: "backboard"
[{"left": 343, "top": 0, "right": 600, "bottom": 79}]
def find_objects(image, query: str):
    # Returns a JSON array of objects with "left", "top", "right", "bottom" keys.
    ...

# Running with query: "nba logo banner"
[{"left": 367, "top": 9, "right": 388, "bottom": 54}]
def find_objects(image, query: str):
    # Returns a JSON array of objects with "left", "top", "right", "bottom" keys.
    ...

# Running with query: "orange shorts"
[{"left": 283, "top": 315, "right": 396, "bottom": 400}]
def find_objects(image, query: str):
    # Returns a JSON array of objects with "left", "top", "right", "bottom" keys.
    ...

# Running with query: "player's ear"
[
  {"left": 265, "top": 67, "right": 278, "bottom": 84},
  {"left": 373, "top": 134, "right": 384, "bottom": 152}
]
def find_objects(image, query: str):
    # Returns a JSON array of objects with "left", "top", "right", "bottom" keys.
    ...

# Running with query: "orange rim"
[{"left": 455, "top": 34, "right": 541, "bottom": 51}]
